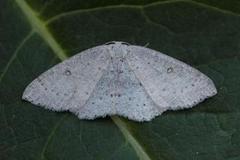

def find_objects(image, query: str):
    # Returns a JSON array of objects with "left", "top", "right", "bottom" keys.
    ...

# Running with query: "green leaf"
[{"left": 1, "top": 0, "right": 240, "bottom": 159}]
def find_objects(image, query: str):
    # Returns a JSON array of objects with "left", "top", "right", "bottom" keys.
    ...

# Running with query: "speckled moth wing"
[
  {"left": 126, "top": 45, "right": 217, "bottom": 111},
  {"left": 22, "top": 46, "right": 110, "bottom": 113}
]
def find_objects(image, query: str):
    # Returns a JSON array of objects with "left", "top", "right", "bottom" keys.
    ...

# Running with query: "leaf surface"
[{"left": 1, "top": 0, "right": 240, "bottom": 159}]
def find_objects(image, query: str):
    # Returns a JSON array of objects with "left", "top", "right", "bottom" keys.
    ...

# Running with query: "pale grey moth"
[{"left": 22, "top": 41, "right": 217, "bottom": 122}]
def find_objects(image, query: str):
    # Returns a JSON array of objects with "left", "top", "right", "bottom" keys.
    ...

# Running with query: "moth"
[{"left": 22, "top": 41, "right": 217, "bottom": 121}]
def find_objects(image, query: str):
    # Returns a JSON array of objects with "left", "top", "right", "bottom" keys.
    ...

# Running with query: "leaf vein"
[
  {"left": 15, "top": 0, "right": 67, "bottom": 60},
  {"left": 46, "top": 0, "right": 240, "bottom": 25},
  {"left": 111, "top": 116, "right": 152, "bottom": 160},
  {"left": 40, "top": 114, "right": 68, "bottom": 160},
  {"left": 0, "top": 31, "right": 33, "bottom": 84}
]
